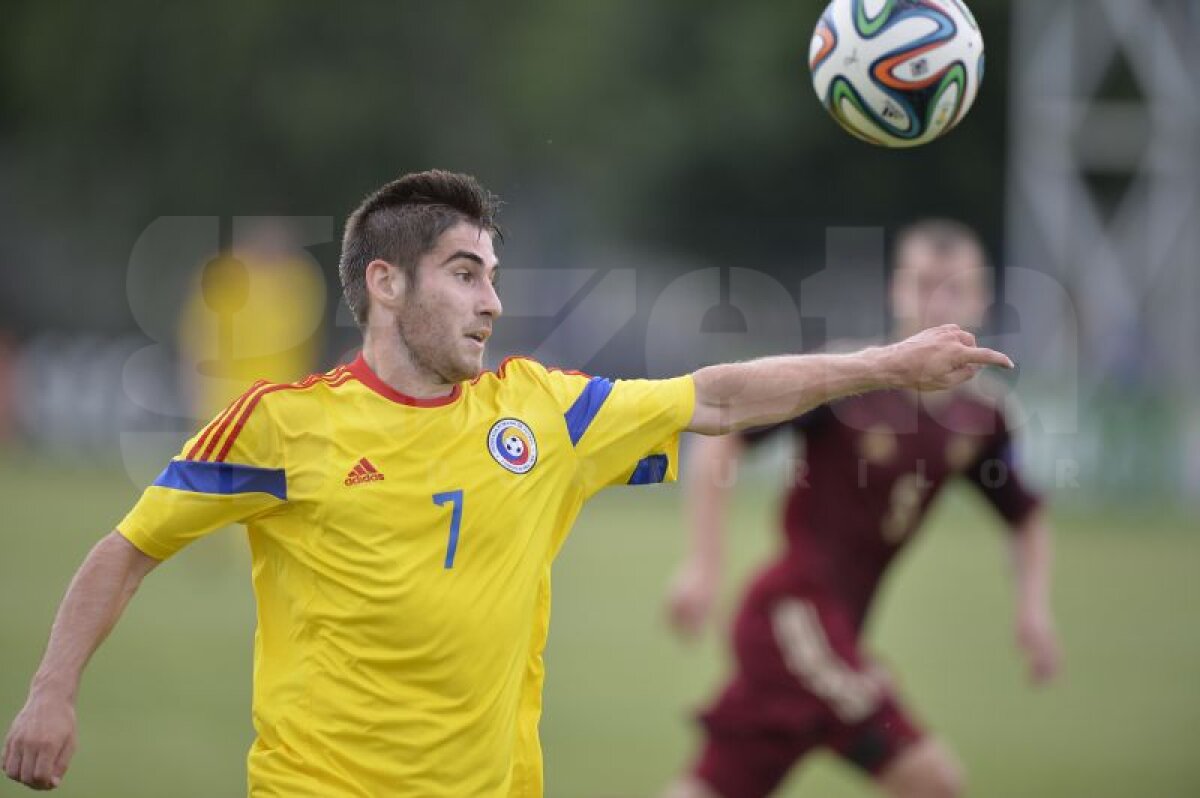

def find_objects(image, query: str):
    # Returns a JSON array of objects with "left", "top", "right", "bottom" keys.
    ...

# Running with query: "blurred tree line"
[{"left": 0, "top": 0, "right": 1011, "bottom": 335}]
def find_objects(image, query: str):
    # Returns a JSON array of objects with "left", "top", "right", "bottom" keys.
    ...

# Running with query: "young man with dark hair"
[
  {"left": 663, "top": 220, "right": 1060, "bottom": 798},
  {"left": 3, "top": 174, "right": 1013, "bottom": 797}
]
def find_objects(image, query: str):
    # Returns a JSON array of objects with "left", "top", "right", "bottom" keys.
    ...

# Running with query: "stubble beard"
[{"left": 395, "top": 295, "right": 481, "bottom": 386}]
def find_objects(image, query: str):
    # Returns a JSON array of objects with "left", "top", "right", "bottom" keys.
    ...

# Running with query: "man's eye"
[{"left": 456, "top": 271, "right": 473, "bottom": 282}]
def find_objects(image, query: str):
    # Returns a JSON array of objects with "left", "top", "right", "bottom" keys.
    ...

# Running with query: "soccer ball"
[
  {"left": 809, "top": 0, "right": 985, "bottom": 148},
  {"left": 503, "top": 435, "right": 525, "bottom": 459}
]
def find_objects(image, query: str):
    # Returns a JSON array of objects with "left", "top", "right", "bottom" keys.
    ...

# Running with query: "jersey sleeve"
[
  {"left": 963, "top": 411, "right": 1041, "bottom": 529},
  {"left": 116, "top": 382, "right": 288, "bottom": 560},
  {"left": 528, "top": 361, "right": 695, "bottom": 499}
]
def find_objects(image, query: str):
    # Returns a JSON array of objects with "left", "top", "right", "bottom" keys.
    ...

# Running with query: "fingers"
[
  {"left": 666, "top": 599, "right": 684, "bottom": 632},
  {"left": 18, "top": 743, "right": 35, "bottom": 787},
  {"left": 2, "top": 733, "right": 64, "bottom": 790},
  {"left": 3, "top": 742, "right": 20, "bottom": 785},
  {"left": 665, "top": 594, "right": 689, "bottom": 635},
  {"left": 1035, "top": 639, "right": 1062, "bottom": 684},
  {"left": 52, "top": 738, "right": 73, "bottom": 784},
  {"left": 36, "top": 735, "right": 69, "bottom": 790},
  {"left": 929, "top": 363, "right": 981, "bottom": 390},
  {"left": 962, "top": 346, "right": 1014, "bottom": 370},
  {"left": 667, "top": 589, "right": 711, "bottom": 640},
  {"left": 670, "top": 600, "right": 702, "bottom": 639},
  {"left": 1029, "top": 651, "right": 1055, "bottom": 685},
  {"left": 30, "top": 746, "right": 53, "bottom": 790},
  {"left": 1019, "top": 627, "right": 1062, "bottom": 685}
]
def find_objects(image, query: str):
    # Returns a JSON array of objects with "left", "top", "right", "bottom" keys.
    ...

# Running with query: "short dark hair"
[{"left": 339, "top": 170, "right": 501, "bottom": 328}]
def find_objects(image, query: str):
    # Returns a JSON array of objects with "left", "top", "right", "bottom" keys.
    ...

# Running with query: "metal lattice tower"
[{"left": 1005, "top": 0, "right": 1200, "bottom": 392}]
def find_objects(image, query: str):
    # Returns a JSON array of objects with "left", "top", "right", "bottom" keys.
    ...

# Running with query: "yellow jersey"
[
  {"left": 117, "top": 353, "right": 694, "bottom": 797},
  {"left": 178, "top": 253, "right": 326, "bottom": 421}
]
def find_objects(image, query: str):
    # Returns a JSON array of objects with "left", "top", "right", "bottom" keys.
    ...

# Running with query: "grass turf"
[{"left": 1, "top": 452, "right": 1196, "bottom": 797}]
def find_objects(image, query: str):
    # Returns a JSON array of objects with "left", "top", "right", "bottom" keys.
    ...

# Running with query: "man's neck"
[{"left": 360, "top": 332, "right": 455, "bottom": 400}]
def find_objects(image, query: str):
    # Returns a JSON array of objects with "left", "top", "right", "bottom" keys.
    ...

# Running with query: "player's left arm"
[
  {"left": 966, "top": 414, "right": 1061, "bottom": 686},
  {"left": 688, "top": 324, "right": 1012, "bottom": 434},
  {"left": 1010, "top": 507, "right": 1061, "bottom": 685}
]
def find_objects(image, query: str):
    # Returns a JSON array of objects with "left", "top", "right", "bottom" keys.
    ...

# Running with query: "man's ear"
[{"left": 365, "top": 260, "right": 406, "bottom": 308}]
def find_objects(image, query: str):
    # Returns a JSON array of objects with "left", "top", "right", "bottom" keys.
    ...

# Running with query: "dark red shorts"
[{"left": 691, "top": 575, "right": 923, "bottom": 798}]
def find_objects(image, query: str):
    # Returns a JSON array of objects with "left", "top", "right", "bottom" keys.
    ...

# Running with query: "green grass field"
[{"left": 1, "top": 452, "right": 1197, "bottom": 797}]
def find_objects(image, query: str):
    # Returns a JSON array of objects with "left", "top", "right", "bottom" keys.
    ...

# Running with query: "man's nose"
[{"left": 480, "top": 280, "right": 502, "bottom": 318}]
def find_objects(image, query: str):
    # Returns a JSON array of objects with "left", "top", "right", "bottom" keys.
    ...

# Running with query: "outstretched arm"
[
  {"left": 1011, "top": 508, "right": 1061, "bottom": 684},
  {"left": 688, "top": 324, "right": 1012, "bottom": 434},
  {"left": 3, "top": 531, "right": 159, "bottom": 790},
  {"left": 666, "top": 433, "right": 745, "bottom": 639}
]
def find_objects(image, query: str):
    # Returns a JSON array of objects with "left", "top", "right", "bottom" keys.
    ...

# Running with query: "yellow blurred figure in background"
[{"left": 179, "top": 218, "right": 327, "bottom": 422}]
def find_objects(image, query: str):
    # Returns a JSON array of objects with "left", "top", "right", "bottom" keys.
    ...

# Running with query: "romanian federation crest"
[{"left": 487, "top": 418, "right": 538, "bottom": 474}]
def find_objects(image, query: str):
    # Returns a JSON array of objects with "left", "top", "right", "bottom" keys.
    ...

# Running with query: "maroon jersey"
[
  {"left": 741, "top": 384, "right": 1040, "bottom": 628},
  {"left": 687, "top": 384, "right": 1042, "bottom": 795}
]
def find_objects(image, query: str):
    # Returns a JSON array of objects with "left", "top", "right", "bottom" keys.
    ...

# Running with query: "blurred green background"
[
  {"left": 1, "top": 456, "right": 1197, "bottom": 797},
  {"left": 0, "top": 0, "right": 1015, "bottom": 335},
  {"left": 2, "top": 0, "right": 1198, "bottom": 796}
]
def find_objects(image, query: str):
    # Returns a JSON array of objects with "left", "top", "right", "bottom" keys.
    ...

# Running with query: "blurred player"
[
  {"left": 664, "top": 220, "right": 1061, "bottom": 798},
  {"left": 179, "top": 217, "right": 326, "bottom": 423},
  {"left": 2, "top": 175, "right": 1013, "bottom": 796}
]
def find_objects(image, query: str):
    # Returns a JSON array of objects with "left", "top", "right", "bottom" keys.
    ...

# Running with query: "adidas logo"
[{"left": 344, "top": 457, "right": 385, "bottom": 486}]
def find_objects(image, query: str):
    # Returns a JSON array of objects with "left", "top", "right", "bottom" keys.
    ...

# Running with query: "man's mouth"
[{"left": 465, "top": 330, "right": 490, "bottom": 345}]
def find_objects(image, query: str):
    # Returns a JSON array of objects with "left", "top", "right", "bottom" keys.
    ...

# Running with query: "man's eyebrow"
[{"left": 441, "top": 250, "right": 487, "bottom": 267}]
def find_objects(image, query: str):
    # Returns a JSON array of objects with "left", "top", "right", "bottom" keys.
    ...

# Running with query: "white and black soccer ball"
[
  {"left": 810, "top": 0, "right": 984, "bottom": 148},
  {"left": 503, "top": 435, "right": 525, "bottom": 459}
]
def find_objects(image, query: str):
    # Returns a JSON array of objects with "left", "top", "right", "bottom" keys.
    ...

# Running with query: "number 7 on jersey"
[{"left": 433, "top": 490, "right": 464, "bottom": 569}]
